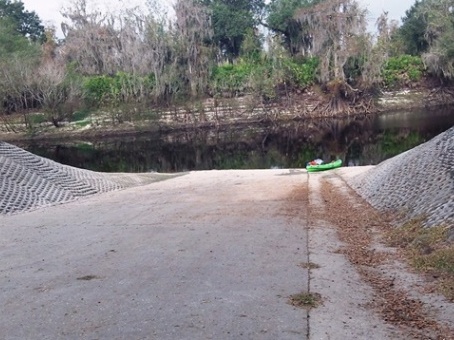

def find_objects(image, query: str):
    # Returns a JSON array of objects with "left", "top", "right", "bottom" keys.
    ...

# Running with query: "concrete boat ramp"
[
  {"left": 1, "top": 169, "right": 315, "bottom": 339},
  {"left": 1, "top": 131, "right": 454, "bottom": 339}
]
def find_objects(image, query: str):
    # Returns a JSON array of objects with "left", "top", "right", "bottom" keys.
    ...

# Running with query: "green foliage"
[
  {"left": 211, "top": 61, "right": 257, "bottom": 95},
  {"left": 212, "top": 58, "right": 278, "bottom": 99},
  {"left": 83, "top": 75, "right": 114, "bottom": 105},
  {"left": 214, "top": 60, "right": 275, "bottom": 99},
  {"left": 0, "top": 18, "right": 41, "bottom": 116},
  {"left": 382, "top": 55, "right": 425, "bottom": 88},
  {"left": 267, "top": 0, "right": 303, "bottom": 31},
  {"left": 266, "top": 0, "right": 321, "bottom": 55},
  {"left": 200, "top": 0, "right": 265, "bottom": 60},
  {"left": 284, "top": 57, "right": 319, "bottom": 88},
  {"left": 240, "top": 28, "right": 262, "bottom": 62},
  {"left": 414, "top": 0, "right": 454, "bottom": 80},
  {"left": 397, "top": 0, "right": 429, "bottom": 56},
  {"left": 211, "top": 54, "right": 318, "bottom": 97},
  {"left": 0, "top": 0, "right": 44, "bottom": 42},
  {"left": 0, "top": 18, "right": 40, "bottom": 58},
  {"left": 83, "top": 72, "right": 155, "bottom": 107}
]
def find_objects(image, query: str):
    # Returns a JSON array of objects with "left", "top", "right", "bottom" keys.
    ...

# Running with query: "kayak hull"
[{"left": 306, "top": 159, "right": 342, "bottom": 172}]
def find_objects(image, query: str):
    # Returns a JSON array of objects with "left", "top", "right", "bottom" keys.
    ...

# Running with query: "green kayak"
[{"left": 306, "top": 159, "right": 343, "bottom": 172}]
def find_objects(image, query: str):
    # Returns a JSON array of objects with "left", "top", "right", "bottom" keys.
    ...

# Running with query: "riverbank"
[{"left": 1, "top": 87, "right": 453, "bottom": 143}]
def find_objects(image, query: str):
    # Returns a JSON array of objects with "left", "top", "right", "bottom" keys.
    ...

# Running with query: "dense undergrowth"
[
  {"left": 80, "top": 54, "right": 425, "bottom": 107},
  {"left": 83, "top": 56, "right": 320, "bottom": 106},
  {"left": 381, "top": 55, "right": 425, "bottom": 89}
]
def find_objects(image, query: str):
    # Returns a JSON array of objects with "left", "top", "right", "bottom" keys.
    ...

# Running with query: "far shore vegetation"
[{"left": 1, "top": 0, "right": 454, "bottom": 135}]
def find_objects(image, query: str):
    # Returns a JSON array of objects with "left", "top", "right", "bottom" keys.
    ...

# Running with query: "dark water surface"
[{"left": 19, "top": 107, "right": 454, "bottom": 173}]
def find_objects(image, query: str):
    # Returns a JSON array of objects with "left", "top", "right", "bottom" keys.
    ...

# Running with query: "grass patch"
[
  {"left": 75, "top": 120, "right": 91, "bottom": 128},
  {"left": 298, "top": 262, "right": 321, "bottom": 270},
  {"left": 72, "top": 109, "right": 91, "bottom": 122},
  {"left": 387, "top": 219, "right": 454, "bottom": 301},
  {"left": 288, "top": 292, "right": 322, "bottom": 309},
  {"left": 28, "top": 113, "right": 47, "bottom": 125}
]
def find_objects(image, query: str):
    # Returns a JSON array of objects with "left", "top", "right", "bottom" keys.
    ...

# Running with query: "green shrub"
[
  {"left": 284, "top": 57, "right": 319, "bottom": 88},
  {"left": 211, "top": 61, "right": 257, "bottom": 95},
  {"left": 382, "top": 55, "right": 425, "bottom": 88},
  {"left": 83, "top": 75, "right": 114, "bottom": 105},
  {"left": 210, "top": 56, "right": 318, "bottom": 98},
  {"left": 83, "top": 72, "right": 155, "bottom": 108}
]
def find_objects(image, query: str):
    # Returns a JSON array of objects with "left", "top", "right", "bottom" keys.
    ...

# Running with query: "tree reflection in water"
[{"left": 20, "top": 107, "right": 454, "bottom": 173}]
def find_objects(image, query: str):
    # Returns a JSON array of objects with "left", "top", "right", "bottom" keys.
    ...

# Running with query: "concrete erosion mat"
[
  {"left": 0, "top": 141, "right": 179, "bottom": 215},
  {"left": 1, "top": 126, "right": 453, "bottom": 339},
  {"left": 343, "top": 125, "right": 454, "bottom": 228}
]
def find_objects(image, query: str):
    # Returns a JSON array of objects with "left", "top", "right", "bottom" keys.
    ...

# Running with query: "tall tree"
[
  {"left": 0, "top": 0, "right": 44, "bottom": 42},
  {"left": 61, "top": 0, "right": 127, "bottom": 76},
  {"left": 265, "top": 0, "right": 321, "bottom": 56},
  {"left": 0, "top": 17, "right": 30, "bottom": 55},
  {"left": 418, "top": 0, "right": 454, "bottom": 80},
  {"left": 0, "top": 17, "right": 41, "bottom": 118},
  {"left": 294, "top": 0, "right": 367, "bottom": 83},
  {"left": 294, "top": 0, "right": 369, "bottom": 113},
  {"left": 357, "top": 12, "right": 399, "bottom": 89},
  {"left": 398, "top": 0, "right": 429, "bottom": 56},
  {"left": 199, "top": 0, "right": 265, "bottom": 61},
  {"left": 174, "top": 0, "right": 214, "bottom": 97}
]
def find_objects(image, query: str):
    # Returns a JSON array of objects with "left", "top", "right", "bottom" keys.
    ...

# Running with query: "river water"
[{"left": 20, "top": 107, "right": 454, "bottom": 173}]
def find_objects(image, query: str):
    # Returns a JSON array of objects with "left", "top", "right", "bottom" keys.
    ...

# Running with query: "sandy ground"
[{"left": 1, "top": 168, "right": 453, "bottom": 339}]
